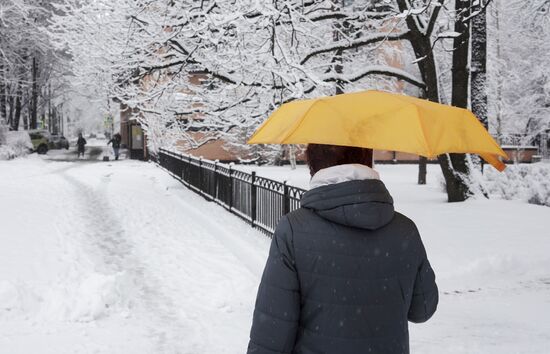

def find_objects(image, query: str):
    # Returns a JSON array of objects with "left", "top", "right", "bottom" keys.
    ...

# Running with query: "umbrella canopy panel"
[{"left": 248, "top": 91, "right": 507, "bottom": 171}]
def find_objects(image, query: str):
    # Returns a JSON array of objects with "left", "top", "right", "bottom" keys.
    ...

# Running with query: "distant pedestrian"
[
  {"left": 76, "top": 133, "right": 87, "bottom": 158},
  {"left": 247, "top": 144, "right": 438, "bottom": 354},
  {"left": 107, "top": 132, "right": 122, "bottom": 160}
]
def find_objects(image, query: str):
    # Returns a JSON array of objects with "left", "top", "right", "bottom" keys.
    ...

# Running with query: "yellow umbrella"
[{"left": 248, "top": 90, "right": 507, "bottom": 171}]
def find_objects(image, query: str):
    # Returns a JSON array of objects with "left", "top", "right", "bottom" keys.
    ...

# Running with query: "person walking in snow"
[
  {"left": 107, "top": 132, "right": 122, "bottom": 160},
  {"left": 76, "top": 133, "right": 87, "bottom": 158},
  {"left": 247, "top": 144, "right": 438, "bottom": 354}
]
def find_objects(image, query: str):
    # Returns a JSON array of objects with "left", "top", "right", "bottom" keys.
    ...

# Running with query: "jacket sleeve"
[
  {"left": 247, "top": 216, "right": 300, "bottom": 354},
  {"left": 407, "top": 232, "right": 438, "bottom": 324}
]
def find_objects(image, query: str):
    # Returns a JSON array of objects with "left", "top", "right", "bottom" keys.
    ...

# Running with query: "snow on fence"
[{"left": 158, "top": 148, "right": 306, "bottom": 237}]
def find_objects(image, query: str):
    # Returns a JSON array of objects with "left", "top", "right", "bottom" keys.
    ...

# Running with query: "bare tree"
[{"left": 0, "top": 0, "right": 69, "bottom": 132}]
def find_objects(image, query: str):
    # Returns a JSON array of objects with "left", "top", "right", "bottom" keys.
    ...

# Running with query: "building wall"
[
  {"left": 174, "top": 136, "right": 438, "bottom": 163},
  {"left": 174, "top": 137, "right": 543, "bottom": 164}
]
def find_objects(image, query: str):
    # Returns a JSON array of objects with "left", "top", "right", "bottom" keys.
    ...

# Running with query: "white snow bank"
[
  {"left": 39, "top": 271, "right": 136, "bottom": 322},
  {"left": 0, "top": 280, "right": 21, "bottom": 312},
  {"left": 0, "top": 130, "right": 32, "bottom": 160}
]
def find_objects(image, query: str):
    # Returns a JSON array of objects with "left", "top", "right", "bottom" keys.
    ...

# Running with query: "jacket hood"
[{"left": 301, "top": 179, "right": 395, "bottom": 230}]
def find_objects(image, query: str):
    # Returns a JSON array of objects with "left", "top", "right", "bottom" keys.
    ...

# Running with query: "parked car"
[
  {"left": 49, "top": 134, "right": 69, "bottom": 150},
  {"left": 28, "top": 129, "right": 51, "bottom": 154}
]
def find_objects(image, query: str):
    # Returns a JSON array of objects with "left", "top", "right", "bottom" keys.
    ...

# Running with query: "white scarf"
[{"left": 309, "top": 163, "right": 380, "bottom": 189}]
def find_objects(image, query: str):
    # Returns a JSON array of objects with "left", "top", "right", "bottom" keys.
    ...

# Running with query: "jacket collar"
[{"left": 310, "top": 163, "right": 380, "bottom": 190}]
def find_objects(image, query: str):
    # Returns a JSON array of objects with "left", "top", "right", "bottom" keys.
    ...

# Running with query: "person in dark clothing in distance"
[
  {"left": 107, "top": 132, "right": 122, "bottom": 160},
  {"left": 247, "top": 144, "right": 438, "bottom": 354},
  {"left": 76, "top": 133, "right": 87, "bottom": 158}
]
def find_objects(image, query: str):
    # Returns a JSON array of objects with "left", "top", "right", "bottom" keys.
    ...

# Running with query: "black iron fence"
[{"left": 158, "top": 148, "right": 306, "bottom": 237}]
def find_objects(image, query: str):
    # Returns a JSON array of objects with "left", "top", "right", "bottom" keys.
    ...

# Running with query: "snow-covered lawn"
[{"left": 1, "top": 157, "right": 549, "bottom": 353}]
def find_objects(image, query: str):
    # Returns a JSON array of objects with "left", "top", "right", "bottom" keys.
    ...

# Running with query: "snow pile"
[
  {"left": 0, "top": 280, "right": 22, "bottom": 313},
  {"left": 484, "top": 163, "right": 550, "bottom": 206},
  {"left": 40, "top": 271, "right": 136, "bottom": 322},
  {"left": 0, "top": 130, "right": 32, "bottom": 160}
]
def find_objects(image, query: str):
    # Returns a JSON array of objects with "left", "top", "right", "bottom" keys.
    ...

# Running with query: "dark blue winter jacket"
[{"left": 247, "top": 179, "right": 438, "bottom": 354}]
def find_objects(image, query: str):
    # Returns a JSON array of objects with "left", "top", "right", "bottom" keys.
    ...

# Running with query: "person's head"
[
  {"left": 305, "top": 144, "right": 373, "bottom": 177},
  {"left": 78, "top": 133, "right": 82, "bottom": 138}
]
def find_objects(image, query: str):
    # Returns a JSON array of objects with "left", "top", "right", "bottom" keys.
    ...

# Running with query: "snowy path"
[
  {"left": 0, "top": 156, "right": 269, "bottom": 353},
  {"left": 1, "top": 156, "right": 550, "bottom": 353}
]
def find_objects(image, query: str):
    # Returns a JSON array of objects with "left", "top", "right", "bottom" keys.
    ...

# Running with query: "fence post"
[
  {"left": 228, "top": 164, "right": 233, "bottom": 211},
  {"left": 187, "top": 154, "right": 192, "bottom": 184},
  {"left": 213, "top": 160, "right": 218, "bottom": 200},
  {"left": 179, "top": 152, "right": 185, "bottom": 183},
  {"left": 199, "top": 156, "right": 203, "bottom": 193},
  {"left": 283, "top": 181, "right": 289, "bottom": 215},
  {"left": 181, "top": 154, "right": 185, "bottom": 181},
  {"left": 541, "top": 131, "right": 549, "bottom": 160},
  {"left": 251, "top": 171, "right": 257, "bottom": 227}
]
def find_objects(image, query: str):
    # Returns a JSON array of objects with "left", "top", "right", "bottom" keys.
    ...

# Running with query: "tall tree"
[
  {"left": 0, "top": 63, "right": 7, "bottom": 124},
  {"left": 30, "top": 56, "right": 39, "bottom": 129},
  {"left": 437, "top": 0, "right": 473, "bottom": 201},
  {"left": 487, "top": 0, "right": 550, "bottom": 145},
  {"left": 471, "top": 0, "right": 488, "bottom": 128},
  {"left": 0, "top": 0, "right": 69, "bottom": 133}
]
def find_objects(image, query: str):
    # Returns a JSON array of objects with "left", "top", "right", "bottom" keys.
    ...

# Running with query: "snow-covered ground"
[
  {"left": 0, "top": 154, "right": 269, "bottom": 354},
  {"left": 1, "top": 154, "right": 549, "bottom": 353},
  {"left": 237, "top": 163, "right": 550, "bottom": 353}
]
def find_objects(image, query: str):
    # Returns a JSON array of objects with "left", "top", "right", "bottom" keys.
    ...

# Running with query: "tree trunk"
[
  {"left": 12, "top": 85, "right": 22, "bottom": 131},
  {"left": 413, "top": 38, "right": 438, "bottom": 186},
  {"left": 435, "top": 0, "right": 473, "bottom": 202},
  {"left": 47, "top": 83, "right": 52, "bottom": 132},
  {"left": 333, "top": 0, "right": 345, "bottom": 95},
  {"left": 395, "top": 0, "right": 438, "bottom": 186},
  {"left": 289, "top": 145, "right": 297, "bottom": 170},
  {"left": 30, "top": 56, "right": 39, "bottom": 130},
  {"left": 416, "top": 89, "right": 432, "bottom": 185},
  {"left": 0, "top": 64, "right": 7, "bottom": 124},
  {"left": 24, "top": 88, "right": 30, "bottom": 130},
  {"left": 52, "top": 108, "right": 58, "bottom": 134},
  {"left": 418, "top": 157, "right": 427, "bottom": 184},
  {"left": 493, "top": 3, "right": 503, "bottom": 140},
  {"left": 8, "top": 95, "right": 14, "bottom": 127},
  {"left": 471, "top": 1, "right": 488, "bottom": 128}
]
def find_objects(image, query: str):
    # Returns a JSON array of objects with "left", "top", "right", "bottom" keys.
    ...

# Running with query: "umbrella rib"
[{"left": 281, "top": 100, "right": 320, "bottom": 143}]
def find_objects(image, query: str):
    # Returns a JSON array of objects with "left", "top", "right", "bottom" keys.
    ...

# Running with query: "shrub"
[
  {"left": 0, "top": 131, "right": 32, "bottom": 160},
  {"left": 484, "top": 163, "right": 550, "bottom": 207}
]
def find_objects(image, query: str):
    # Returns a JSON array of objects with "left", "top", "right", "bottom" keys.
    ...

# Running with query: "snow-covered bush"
[
  {"left": 0, "top": 131, "right": 33, "bottom": 160},
  {"left": 484, "top": 163, "right": 550, "bottom": 207}
]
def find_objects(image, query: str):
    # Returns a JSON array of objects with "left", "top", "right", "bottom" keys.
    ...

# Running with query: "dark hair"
[{"left": 306, "top": 144, "right": 373, "bottom": 176}]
